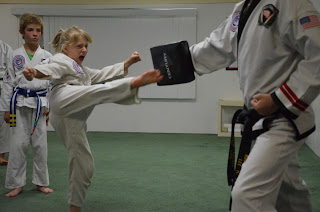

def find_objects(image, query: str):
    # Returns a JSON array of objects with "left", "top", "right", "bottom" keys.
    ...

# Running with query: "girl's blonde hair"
[{"left": 51, "top": 26, "right": 92, "bottom": 53}]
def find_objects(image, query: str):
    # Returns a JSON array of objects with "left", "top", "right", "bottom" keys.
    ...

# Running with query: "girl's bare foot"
[
  {"left": 5, "top": 187, "right": 23, "bottom": 197},
  {"left": 70, "top": 205, "right": 81, "bottom": 212},
  {"left": 0, "top": 154, "right": 8, "bottom": 165},
  {"left": 37, "top": 185, "right": 54, "bottom": 194},
  {"left": 0, "top": 158, "right": 8, "bottom": 166},
  {"left": 131, "top": 69, "right": 163, "bottom": 88}
]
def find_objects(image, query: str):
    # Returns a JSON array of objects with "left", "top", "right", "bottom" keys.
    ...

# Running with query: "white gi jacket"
[
  {"left": 0, "top": 41, "right": 13, "bottom": 111},
  {"left": 37, "top": 53, "right": 129, "bottom": 87},
  {"left": 1, "top": 45, "right": 52, "bottom": 111},
  {"left": 0, "top": 41, "right": 13, "bottom": 80},
  {"left": 190, "top": 0, "right": 320, "bottom": 139},
  {"left": 33, "top": 53, "right": 139, "bottom": 116}
]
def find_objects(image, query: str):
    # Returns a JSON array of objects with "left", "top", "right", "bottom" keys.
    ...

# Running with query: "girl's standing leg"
[{"left": 50, "top": 108, "right": 95, "bottom": 208}]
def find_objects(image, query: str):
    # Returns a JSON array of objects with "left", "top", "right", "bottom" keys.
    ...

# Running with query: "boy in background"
[{"left": 2, "top": 13, "right": 53, "bottom": 197}]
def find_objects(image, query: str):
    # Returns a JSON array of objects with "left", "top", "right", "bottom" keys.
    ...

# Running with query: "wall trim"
[
  {"left": 1, "top": 0, "right": 240, "bottom": 5},
  {"left": 12, "top": 7, "right": 197, "bottom": 17}
]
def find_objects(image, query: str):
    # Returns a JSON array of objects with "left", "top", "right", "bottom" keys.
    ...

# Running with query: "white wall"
[
  {"left": 1, "top": 2, "right": 319, "bottom": 157},
  {"left": 0, "top": 3, "right": 242, "bottom": 135}
]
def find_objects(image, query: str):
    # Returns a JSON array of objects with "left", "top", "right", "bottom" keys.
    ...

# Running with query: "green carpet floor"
[{"left": 0, "top": 132, "right": 319, "bottom": 212}]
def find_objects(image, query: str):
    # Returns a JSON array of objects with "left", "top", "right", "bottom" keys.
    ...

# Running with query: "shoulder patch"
[
  {"left": 41, "top": 58, "right": 50, "bottom": 64},
  {"left": 73, "top": 61, "right": 84, "bottom": 74},
  {"left": 230, "top": 11, "right": 240, "bottom": 32},
  {"left": 300, "top": 15, "right": 320, "bottom": 30},
  {"left": 13, "top": 55, "right": 25, "bottom": 69},
  {"left": 3, "top": 70, "right": 10, "bottom": 82},
  {"left": 258, "top": 4, "right": 279, "bottom": 28}
]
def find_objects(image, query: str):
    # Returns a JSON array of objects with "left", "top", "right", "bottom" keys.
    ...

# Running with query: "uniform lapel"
[
  {"left": 237, "top": 0, "right": 261, "bottom": 43},
  {"left": 22, "top": 45, "right": 40, "bottom": 67},
  {"left": 22, "top": 46, "right": 31, "bottom": 65}
]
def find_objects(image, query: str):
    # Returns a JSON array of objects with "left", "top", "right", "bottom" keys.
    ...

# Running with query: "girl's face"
[
  {"left": 20, "top": 24, "right": 42, "bottom": 46},
  {"left": 63, "top": 36, "right": 88, "bottom": 65}
]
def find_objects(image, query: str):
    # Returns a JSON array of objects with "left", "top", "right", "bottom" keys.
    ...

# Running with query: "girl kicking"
[{"left": 23, "top": 26, "right": 162, "bottom": 212}]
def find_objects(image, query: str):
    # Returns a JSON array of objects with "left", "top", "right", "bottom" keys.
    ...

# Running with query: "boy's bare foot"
[
  {"left": 131, "top": 69, "right": 163, "bottom": 88},
  {"left": 37, "top": 185, "right": 54, "bottom": 194},
  {"left": 5, "top": 187, "right": 23, "bottom": 197}
]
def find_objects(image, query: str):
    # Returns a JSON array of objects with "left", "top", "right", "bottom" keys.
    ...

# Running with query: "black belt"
[{"left": 227, "top": 107, "right": 278, "bottom": 210}]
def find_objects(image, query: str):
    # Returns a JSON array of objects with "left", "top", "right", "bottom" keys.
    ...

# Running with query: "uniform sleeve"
[
  {"left": 271, "top": 4, "right": 320, "bottom": 119},
  {"left": 0, "top": 41, "right": 13, "bottom": 78},
  {"left": 0, "top": 44, "right": 14, "bottom": 111},
  {"left": 0, "top": 42, "right": 8, "bottom": 74},
  {"left": 190, "top": 13, "right": 238, "bottom": 76},
  {"left": 34, "top": 59, "right": 69, "bottom": 80},
  {"left": 86, "top": 62, "right": 127, "bottom": 84}
]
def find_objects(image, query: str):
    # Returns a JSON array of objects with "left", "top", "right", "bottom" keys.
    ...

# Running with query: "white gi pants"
[
  {"left": 231, "top": 117, "right": 312, "bottom": 212},
  {"left": 0, "top": 111, "right": 10, "bottom": 154},
  {"left": 49, "top": 78, "right": 137, "bottom": 207},
  {"left": 5, "top": 106, "right": 49, "bottom": 189},
  {"left": 50, "top": 110, "right": 94, "bottom": 208},
  {"left": 0, "top": 81, "right": 11, "bottom": 155}
]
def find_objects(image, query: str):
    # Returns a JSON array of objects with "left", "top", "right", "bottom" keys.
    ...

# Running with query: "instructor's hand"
[{"left": 251, "top": 94, "right": 278, "bottom": 116}]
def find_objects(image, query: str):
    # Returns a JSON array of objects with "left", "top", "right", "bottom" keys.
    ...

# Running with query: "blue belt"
[{"left": 10, "top": 88, "right": 47, "bottom": 135}]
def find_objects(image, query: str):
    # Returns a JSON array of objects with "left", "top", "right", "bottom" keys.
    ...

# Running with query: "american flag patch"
[{"left": 299, "top": 15, "right": 320, "bottom": 30}]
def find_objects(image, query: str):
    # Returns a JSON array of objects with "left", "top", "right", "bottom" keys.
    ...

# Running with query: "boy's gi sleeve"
[{"left": 271, "top": 5, "right": 320, "bottom": 119}]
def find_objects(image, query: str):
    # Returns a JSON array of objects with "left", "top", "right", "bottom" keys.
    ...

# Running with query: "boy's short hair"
[{"left": 19, "top": 13, "right": 44, "bottom": 34}]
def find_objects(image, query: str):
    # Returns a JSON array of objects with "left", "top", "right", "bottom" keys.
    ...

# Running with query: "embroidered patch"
[
  {"left": 13, "top": 55, "right": 25, "bottom": 69},
  {"left": 3, "top": 71, "right": 10, "bottom": 82},
  {"left": 300, "top": 15, "right": 320, "bottom": 30},
  {"left": 41, "top": 58, "right": 50, "bottom": 64},
  {"left": 230, "top": 11, "right": 240, "bottom": 32},
  {"left": 258, "top": 4, "right": 279, "bottom": 28},
  {"left": 73, "top": 61, "right": 84, "bottom": 74}
]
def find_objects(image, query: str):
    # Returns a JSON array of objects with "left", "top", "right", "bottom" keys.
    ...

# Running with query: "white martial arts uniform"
[
  {"left": 3, "top": 45, "right": 52, "bottom": 189},
  {"left": 34, "top": 53, "right": 140, "bottom": 207},
  {"left": 190, "top": 0, "right": 320, "bottom": 211},
  {"left": 0, "top": 41, "right": 12, "bottom": 156}
]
